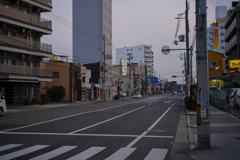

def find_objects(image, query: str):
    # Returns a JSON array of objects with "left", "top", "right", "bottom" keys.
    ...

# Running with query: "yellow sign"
[
  {"left": 216, "top": 20, "right": 227, "bottom": 23},
  {"left": 230, "top": 60, "right": 240, "bottom": 69},
  {"left": 213, "top": 23, "right": 218, "bottom": 49},
  {"left": 51, "top": 56, "right": 57, "bottom": 61},
  {"left": 209, "top": 80, "right": 224, "bottom": 87}
]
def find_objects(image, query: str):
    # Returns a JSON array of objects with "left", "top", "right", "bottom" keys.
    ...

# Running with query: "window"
[
  {"left": 221, "top": 33, "right": 224, "bottom": 36},
  {"left": 52, "top": 72, "right": 59, "bottom": 78},
  {"left": 221, "top": 47, "right": 224, "bottom": 50},
  {"left": 0, "top": 58, "right": 4, "bottom": 64},
  {"left": 209, "top": 62, "right": 217, "bottom": 67},
  {"left": 10, "top": 32, "right": 16, "bottom": 37},
  {"left": 11, "top": 59, "right": 16, "bottom": 65},
  {"left": 25, "top": 86, "right": 28, "bottom": 96},
  {"left": 101, "top": 66, "right": 103, "bottom": 71},
  {"left": 83, "top": 77, "right": 85, "bottom": 83},
  {"left": 220, "top": 26, "right": 224, "bottom": 29},
  {"left": 221, "top": 40, "right": 224, "bottom": 43},
  {"left": 26, "top": 61, "right": 30, "bottom": 66}
]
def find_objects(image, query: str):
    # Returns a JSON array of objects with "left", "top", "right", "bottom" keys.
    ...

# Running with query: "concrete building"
[
  {"left": 112, "top": 70, "right": 121, "bottom": 97},
  {"left": 116, "top": 45, "right": 154, "bottom": 79},
  {"left": 132, "top": 63, "right": 146, "bottom": 95},
  {"left": 225, "top": 2, "right": 240, "bottom": 70},
  {"left": 164, "top": 81, "right": 177, "bottom": 93},
  {"left": 73, "top": 0, "right": 113, "bottom": 100},
  {"left": 0, "top": 0, "right": 53, "bottom": 104},
  {"left": 207, "top": 6, "right": 227, "bottom": 55}
]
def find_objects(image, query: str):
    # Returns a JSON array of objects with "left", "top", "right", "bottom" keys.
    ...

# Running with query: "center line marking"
[{"left": 125, "top": 106, "right": 172, "bottom": 148}]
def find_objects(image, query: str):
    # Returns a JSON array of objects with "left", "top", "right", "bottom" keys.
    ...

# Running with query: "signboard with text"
[
  {"left": 151, "top": 77, "right": 158, "bottom": 83},
  {"left": 230, "top": 60, "right": 240, "bottom": 73},
  {"left": 122, "top": 58, "right": 127, "bottom": 76},
  {"left": 213, "top": 23, "right": 218, "bottom": 48}
]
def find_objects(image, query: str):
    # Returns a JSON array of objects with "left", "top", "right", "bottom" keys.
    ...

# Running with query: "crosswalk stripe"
[
  {"left": 0, "top": 144, "right": 22, "bottom": 152},
  {"left": 30, "top": 146, "right": 77, "bottom": 160},
  {"left": 144, "top": 148, "right": 168, "bottom": 160},
  {"left": 67, "top": 147, "right": 106, "bottom": 160},
  {"left": 105, "top": 148, "right": 136, "bottom": 160},
  {"left": 0, "top": 145, "right": 49, "bottom": 160}
]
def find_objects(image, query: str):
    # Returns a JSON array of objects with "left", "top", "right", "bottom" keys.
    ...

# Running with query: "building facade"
[
  {"left": 207, "top": 6, "right": 227, "bottom": 55},
  {"left": 0, "top": 0, "right": 53, "bottom": 104},
  {"left": 225, "top": 2, "right": 240, "bottom": 70},
  {"left": 73, "top": 0, "right": 113, "bottom": 100},
  {"left": 208, "top": 51, "right": 225, "bottom": 76}
]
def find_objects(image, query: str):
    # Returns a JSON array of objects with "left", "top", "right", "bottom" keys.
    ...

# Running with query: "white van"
[
  {"left": 233, "top": 88, "right": 240, "bottom": 107},
  {"left": 0, "top": 93, "right": 6, "bottom": 117}
]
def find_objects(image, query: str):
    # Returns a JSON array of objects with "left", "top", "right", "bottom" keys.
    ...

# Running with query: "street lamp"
[{"left": 215, "top": 66, "right": 220, "bottom": 79}]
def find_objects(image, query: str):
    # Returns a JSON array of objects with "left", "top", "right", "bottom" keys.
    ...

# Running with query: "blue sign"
[{"left": 151, "top": 77, "right": 158, "bottom": 83}]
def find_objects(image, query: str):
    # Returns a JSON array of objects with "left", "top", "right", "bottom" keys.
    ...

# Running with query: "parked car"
[
  {"left": 121, "top": 92, "right": 127, "bottom": 97},
  {"left": 133, "top": 93, "right": 142, "bottom": 99},
  {"left": 228, "top": 88, "right": 240, "bottom": 107},
  {"left": 0, "top": 93, "right": 6, "bottom": 117}
]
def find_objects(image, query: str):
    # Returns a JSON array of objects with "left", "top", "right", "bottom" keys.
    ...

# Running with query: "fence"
[{"left": 211, "top": 90, "right": 227, "bottom": 100}]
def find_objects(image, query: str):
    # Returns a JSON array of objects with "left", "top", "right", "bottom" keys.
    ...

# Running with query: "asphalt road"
[{"left": 0, "top": 93, "right": 185, "bottom": 160}]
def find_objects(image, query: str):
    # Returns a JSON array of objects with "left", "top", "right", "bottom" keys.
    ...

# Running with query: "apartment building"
[
  {"left": 0, "top": 0, "right": 53, "bottom": 104},
  {"left": 73, "top": 0, "right": 113, "bottom": 100},
  {"left": 225, "top": 2, "right": 240, "bottom": 70},
  {"left": 116, "top": 45, "right": 154, "bottom": 93},
  {"left": 207, "top": 6, "right": 227, "bottom": 55}
]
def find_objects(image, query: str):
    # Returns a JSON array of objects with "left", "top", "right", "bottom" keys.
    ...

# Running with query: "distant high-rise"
[{"left": 73, "top": 0, "right": 113, "bottom": 100}]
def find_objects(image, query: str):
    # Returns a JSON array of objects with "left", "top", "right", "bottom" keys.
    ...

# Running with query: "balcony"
[
  {"left": 225, "top": 17, "right": 237, "bottom": 41},
  {"left": 33, "top": 0, "right": 52, "bottom": 6},
  {"left": 0, "top": 34, "right": 52, "bottom": 53},
  {"left": 0, "top": 64, "right": 52, "bottom": 78},
  {"left": 145, "top": 58, "right": 153, "bottom": 61},
  {"left": 225, "top": 34, "right": 237, "bottom": 54},
  {"left": 0, "top": 4, "right": 52, "bottom": 30}
]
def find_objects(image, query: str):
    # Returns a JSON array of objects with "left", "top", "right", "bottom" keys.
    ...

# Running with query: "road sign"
[
  {"left": 151, "top": 77, "right": 158, "bottom": 83},
  {"left": 161, "top": 45, "right": 170, "bottom": 55}
]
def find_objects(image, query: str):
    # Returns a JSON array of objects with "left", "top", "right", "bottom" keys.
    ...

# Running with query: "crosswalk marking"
[
  {"left": 0, "top": 144, "right": 170, "bottom": 160},
  {"left": 30, "top": 146, "right": 77, "bottom": 160},
  {"left": 105, "top": 148, "right": 136, "bottom": 160},
  {"left": 0, "top": 144, "right": 22, "bottom": 152},
  {"left": 0, "top": 145, "right": 49, "bottom": 160},
  {"left": 144, "top": 148, "right": 168, "bottom": 160},
  {"left": 67, "top": 147, "right": 106, "bottom": 160}
]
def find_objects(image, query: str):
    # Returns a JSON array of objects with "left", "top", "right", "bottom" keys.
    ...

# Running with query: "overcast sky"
[{"left": 42, "top": 0, "right": 232, "bottom": 84}]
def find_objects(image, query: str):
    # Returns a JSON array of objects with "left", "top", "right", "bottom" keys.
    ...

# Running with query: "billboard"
[
  {"left": 209, "top": 80, "right": 224, "bottom": 87},
  {"left": 213, "top": 23, "right": 218, "bottom": 48},
  {"left": 122, "top": 58, "right": 127, "bottom": 76},
  {"left": 229, "top": 60, "right": 240, "bottom": 73}
]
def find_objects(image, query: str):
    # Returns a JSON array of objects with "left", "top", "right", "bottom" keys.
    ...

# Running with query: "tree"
[{"left": 47, "top": 86, "right": 66, "bottom": 102}]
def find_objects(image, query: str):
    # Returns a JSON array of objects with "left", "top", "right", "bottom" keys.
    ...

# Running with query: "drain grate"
[{"left": 171, "top": 150, "right": 189, "bottom": 154}]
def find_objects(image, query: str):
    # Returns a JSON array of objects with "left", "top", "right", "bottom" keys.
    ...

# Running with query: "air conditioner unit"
[{"left": 209, "top": 66, "right": 213, "bottom": 70}]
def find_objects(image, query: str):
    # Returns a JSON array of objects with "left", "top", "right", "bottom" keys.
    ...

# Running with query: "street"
[{"left": 0, "top": 94, "right": 185, "bottom": 160}]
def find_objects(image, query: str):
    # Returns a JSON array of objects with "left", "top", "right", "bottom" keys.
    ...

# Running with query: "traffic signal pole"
[{"left": 196, "top": 0, "right": 211, "bottom": 149}]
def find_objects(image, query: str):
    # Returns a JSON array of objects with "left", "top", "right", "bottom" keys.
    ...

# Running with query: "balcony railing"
[
  {"left": 225, "top": 17, "right": 237, "bottom": 40},
  {"left": 0, "top": 64, "right": 52, "bottom": 77},
  {"left": 225, "top": 34, "right": 237, "bottom": 53},
  {"left": 145, "top": 58, "right": 153, "bottom": 61},
  {"left": 0, "top": 34, "right": 52, "bottom": 53},
  {"left": 33, "top": 0, "right": 52, "bottom": 6},
  {"left": 0, "top": 4, "right": 52, "bottom": 30}
]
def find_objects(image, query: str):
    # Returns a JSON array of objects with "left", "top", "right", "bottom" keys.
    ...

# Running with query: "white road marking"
[
  {"left": 0, "top": 144, "right": 22, "bottom": 152},
  {"left": 0, "top": 132, "right": 173, "bottom": 138},
  {"left": 105, "top": 148, "right": 136, "bottom": 160},
  {"left": 1, "top": 99, "right": 151, "bottom": 133},
  {"left": 126, "top": 107, "right": 172, "bottom": 148},
  {"left": 0, "top": 145, "right": 49, "bottom": 160},
  {"left": 144, "top": 148, "right": 168, "bottom": 160},
  {"left": 163, "top": 100, "right": 173, "bottom": 103},
  {"left": 30, "top": 146, "right": 77, "bottom": 160},
  {"left": 69, "top": 106, "right": 146, "bottom": 134},
  {"left": 67, "top": 147, "right": 106, "bottom": 160}
]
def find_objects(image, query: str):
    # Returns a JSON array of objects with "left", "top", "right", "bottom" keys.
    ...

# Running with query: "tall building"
[
  {"left": 73, "top": 0, "right": 113, "bottom": 100},
  {"left": 207, "top": 6, "right": 227, "bottom": 55},
  {"left": 0, "top": 0, "right": 53, "bottom": 104},
  {"left": 116, "top": 45, "right": 154, "bottom": 79},
  {"left": 225, "top": 2, "right": 240, "bottom": 70}
]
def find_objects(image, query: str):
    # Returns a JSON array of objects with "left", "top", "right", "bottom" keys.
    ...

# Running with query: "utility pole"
[
  {"left": 127, "top": 53, "right": 133, "bottom": 96},
  {"left": 186, "top": 0, "right": 190, "bottom": 96},
  {"left": 184, "top": 52, "right": 187, "bottom": 95},
  {"left": 103, "top": 35, "right": 106, "bottom": 102},
  {"left": 196, "top": 0, "right": 211, "bottom": 149},
  {"left": 190, "top": 46, "right": 193, "bottom": 84}
]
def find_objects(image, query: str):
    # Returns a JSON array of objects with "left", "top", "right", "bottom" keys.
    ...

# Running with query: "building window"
[
  {"left": 10, "top": 32, "right": 16, "bottom": 37},
  {"left": 220, "top": 26, "right": 224, "bottom": 29},
  {"left": 25, "top": 86, "right": 28, "bottom": 96},
  {"left": 209, "top": 62, "right": 217, "bottom": 67},
  {"left": 101, "top": 66, "right": 103, "bottom": 71},
  {"left": 221, "top": 47, "right": 224, "bottom": 50},
  {"left": 52, "top": 72, "right": 59, "bottom": 78},
  {"left": 0, "top": 58, "right": 4, "bottom": 64},
  {"left": 221, "top": 33, "right": 224, "bottom": 36},
  {"left": 26, "top": 61, "right": 30, "bottom": 66},
  {"left": 221, "top": 40, "right": 224, "bottom": 43},
  {"left": 11, "top": 59, "right": 16, "bottom": 65},
  {"left": 83, "top": 77, "right": 85, "bottom": 83}
]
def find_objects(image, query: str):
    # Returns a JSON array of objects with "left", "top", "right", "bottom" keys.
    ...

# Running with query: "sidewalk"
[{"left": 187, "top": 105, "right": 240, "bottom": 160}]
